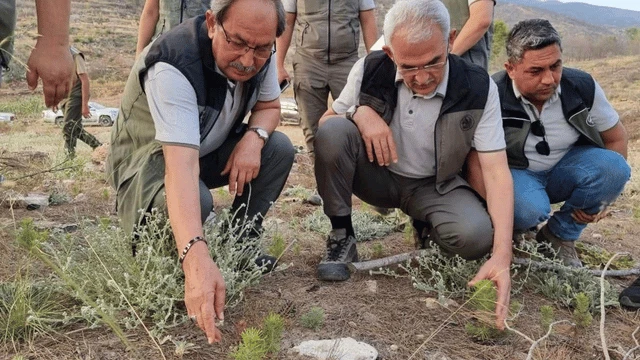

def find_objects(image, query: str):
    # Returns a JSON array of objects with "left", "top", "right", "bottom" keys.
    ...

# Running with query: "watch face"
[{"left": 252, "top": 127, "right": 268, "bottom": 140}]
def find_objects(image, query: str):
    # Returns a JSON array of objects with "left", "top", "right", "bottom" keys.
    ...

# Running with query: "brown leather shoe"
[{"left": 536, "top": 224, "right": 582, "bottom": 268}]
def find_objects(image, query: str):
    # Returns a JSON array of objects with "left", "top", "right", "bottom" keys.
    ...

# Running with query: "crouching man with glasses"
[
  {"left": 490, "top": 19, "right": 630, "bottom": 268},
  {"left": 107, "top": 0, "right": 295, "bottom": 344},
  {"left": 313, "top": 0, "right": 514, "bottom": 329}
]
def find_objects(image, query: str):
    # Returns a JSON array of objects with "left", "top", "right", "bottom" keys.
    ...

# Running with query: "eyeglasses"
[
  {"left": 397, "top": 61, "right": 447, "bottom": 76},
  {"left": 395, "top": 44, "right": 449, "bottom": 76},
  {"left": 530, "top": 120, "right": 550, "bottom": 156},
  {"left": 219, "top": 22, "right": 275, "bottom": 60}
]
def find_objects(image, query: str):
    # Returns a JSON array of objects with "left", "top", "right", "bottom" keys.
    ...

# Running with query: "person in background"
[
  {"left": 275, "top": 0, "right": 378, "bottom": 205},
  {"left": 136, "top": 0, "right": 210, "bottom": 57},
  {"left": 60, "top": 47, "right": 102, "bottom": 158}
]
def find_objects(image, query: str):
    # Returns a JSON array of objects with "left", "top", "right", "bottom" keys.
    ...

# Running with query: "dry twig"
[
  {"left": 349, "top": 250, "right": 640, "bottom": 276},
  {"left": 505, "top": 319, "right": 573, "bottom": 360}
]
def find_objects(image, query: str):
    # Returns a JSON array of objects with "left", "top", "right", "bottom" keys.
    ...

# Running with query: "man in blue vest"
[
  {"left": 107, "top": 0, "right": 294, "bottom": 343},
  {"left": 313, "top": 0, "right": 513, "bottom": 330},
  {"left": 490, "top": 19, "right": 630, "bottom": 267}
]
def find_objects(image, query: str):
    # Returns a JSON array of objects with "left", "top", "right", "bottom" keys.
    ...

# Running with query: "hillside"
[{"left": 502, "top": 0, "right": 640, "bottom": 28}]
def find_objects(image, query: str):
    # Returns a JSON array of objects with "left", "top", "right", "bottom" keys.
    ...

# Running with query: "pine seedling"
[
  {"left": 262, "top": 313, "right": 284, "bottom": 354},
  {"left": 540, "top": 305, "right": 555, "bottom": 330},
  {"left": 268, "top": 233, "right": 286, "bottom": 259},
  {"left": 468, "top": 279, "right": 497, "bottom": 313},
  {"left": 300, "top": 306, "right": 324, "bottom": 331},
  {"left": 572, "top": 292, "right": 593, "bottom": 328},
  {"left": 230, "top": 327, "right": 268, "bottom": 360},
  {"left": 372, "top": 242, "right": 384, "bottom": 258}
]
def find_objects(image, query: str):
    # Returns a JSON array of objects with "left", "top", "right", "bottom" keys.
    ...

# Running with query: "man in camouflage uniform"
[{"left": 60, "top": 47, "right": 101, "bottom": 157}]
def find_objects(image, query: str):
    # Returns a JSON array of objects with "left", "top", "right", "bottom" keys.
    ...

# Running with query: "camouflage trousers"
[{"left": 61, "top": 86, "right": 101, "bottom": 157}]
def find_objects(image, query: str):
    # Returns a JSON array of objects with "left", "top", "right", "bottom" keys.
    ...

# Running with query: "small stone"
[
  {"left": 365, "top": 280, "right": 377, "bottom": 293},
  {"left": 390, "top": 344, "right": 399, "bottom": 351},
  {"left": 444, "top": 299, "right": 459, "bottom": 308},
  {"left": 348, "top": 321, "right": 357, "bottom": 328},
  {"left": 424, "top": 298, "right": 440, "bottom": 309},
  {"left": 416, "top": 334, "right": 425, "bottom": 340},
  {"left": 74, "top": 193, "right": 88, "bottom": 202},
  {"left": 290, "top": 338, "right": 377, "bottom": 360},
  {"left": 592, "top": 233, "right": 603, "bottom": 240}
]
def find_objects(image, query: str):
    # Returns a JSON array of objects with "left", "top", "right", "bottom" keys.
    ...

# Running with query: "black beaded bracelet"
[{"left": 179, "top": 236, "right": 207, "bottom": 264}]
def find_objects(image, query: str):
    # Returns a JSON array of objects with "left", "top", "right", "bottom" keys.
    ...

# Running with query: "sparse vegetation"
[{"left": 299, "top": 307, "right": 325, "bottom": 331}]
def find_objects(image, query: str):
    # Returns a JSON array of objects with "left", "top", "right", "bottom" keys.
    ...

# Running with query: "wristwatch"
[
  {"left": 345, "top": 105, "right": 360, "bottom": 123},
  {"left": 249, "top": 127, "right": 269, "bottom": 143}
]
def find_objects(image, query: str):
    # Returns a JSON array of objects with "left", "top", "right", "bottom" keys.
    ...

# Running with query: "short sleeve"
[
  {"left": 282, "top": 0, "right": 297, "bottom": 13},
  {"left": 360, "top": 0, "right": 376, "bottom": 11},
  {"left": 590, "top": 79, "right": 619, "bottom": 132},
  {"left": 144, "top": 62, "right": 200, "bottom": 148},
  {"left": 75, "top": 55, "right": 87, "bottom": 75},
  {"left": 257, "top": 56, "right": 281, "bottom": 102},
  {"left": 473, "top": 78, "right": 506, "bottom": 152}
]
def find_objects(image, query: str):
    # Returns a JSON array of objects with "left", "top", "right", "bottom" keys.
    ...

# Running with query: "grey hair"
[
  {"left": 506, "top": 19, "right": 562, "bottom": 63},
  {"left": 383, "top": 0, "right": 450, "bottom": 48},
  {"left": 210, "top": 0, "right": 285, "bottom": 37}
]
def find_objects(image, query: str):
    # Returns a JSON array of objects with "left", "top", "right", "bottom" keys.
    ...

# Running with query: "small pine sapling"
[
  {"left": 572, "top": 292, "right": 593, "bottom": 328},
  {"left": 300, "top": 306, "right": 325, "bottom": 331},
  {"left": 540, "top": 305, "right": 554, "bottom": 331},
  {"left": 262, "top": 313, "right": 285, "bottom": 354},
  {"left": 230, "top": 327, "right": 268, "bottom": 360}
]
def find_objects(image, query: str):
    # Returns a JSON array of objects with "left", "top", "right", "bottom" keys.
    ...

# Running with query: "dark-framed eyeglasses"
[
  {"left": 530, "top": 120, "right": 550, "bottom": 156},
  {"left": 219, "top": 22, "right": 275, "bottom": 60}
]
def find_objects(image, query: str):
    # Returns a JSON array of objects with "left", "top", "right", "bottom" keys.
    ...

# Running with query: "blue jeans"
[{"left": 512, "top": 146, "right": 630, "bottom": 241}]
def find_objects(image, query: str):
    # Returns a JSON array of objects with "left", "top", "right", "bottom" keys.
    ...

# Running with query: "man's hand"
[
  {"left": 352, "top": 106, "right": 398, "bottom": 166},
  {"left": 182, "top": 243, "right": 226, "bottom": 344},
  {"left": 26, "top": 39, "right": 73, "bottom": 108},
  {"left": 82, "top": 104, "right": 91, "bottom": 118},
  {"left": 277, "top": 66, "right": 290, "bottom": 85},
  {"left": 222, "top": 132, "right": 263, "bottom": 196},
  {"left": 572, "top": 208, "right": 610, "bottom": 224},
  {"left": 468, "top": 252, "right": 512, "bottom": 330}
]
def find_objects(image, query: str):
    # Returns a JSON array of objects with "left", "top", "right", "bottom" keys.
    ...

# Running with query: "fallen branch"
[
  {"left": 505, "top": 319, "right": 573, "bottom": 360},
  {"left": 348, "top": 249, "right": 434, "bottom": 272},
  {"left": 600, "top": 253, "right": 626, "bottom": 360},
  {"left": 348, "top": 249, "right": 640, "bottom": 277}
]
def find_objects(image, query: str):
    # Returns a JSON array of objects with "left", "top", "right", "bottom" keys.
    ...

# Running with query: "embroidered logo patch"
[
  {"left": 586, "top": 114, "right": 596, "bottom": 127},
  {"left": 460, "top": 115, "right": 474, "bottom": 131}
]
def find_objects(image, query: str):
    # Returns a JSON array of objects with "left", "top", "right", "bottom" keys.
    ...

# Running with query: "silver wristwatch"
[{"left": 249, "top": 127, "right": 269, "bottom": 143}]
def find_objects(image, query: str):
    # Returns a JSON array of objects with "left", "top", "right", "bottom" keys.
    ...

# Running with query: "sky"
[{"left": 558, "top": 0, "right": 640, "bottom": 11}]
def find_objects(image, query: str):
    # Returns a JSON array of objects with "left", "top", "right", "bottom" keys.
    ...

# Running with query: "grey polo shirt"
[
  {"left": 332, "top": 57, "right": 505, "bottom": 178},
  {"left": 144, "top": 58, "right": 280, "bottom": 157},
  {"left": 513, "top": 79, "right": 619, "bottom": 172}
]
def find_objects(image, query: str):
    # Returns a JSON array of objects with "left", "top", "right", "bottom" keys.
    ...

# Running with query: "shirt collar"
[
  {"left": 512, "top": 81, "right": 562, "bottom": 106},
  {"left": 394, "top": 61, "right": 449, "bottom": 99}
]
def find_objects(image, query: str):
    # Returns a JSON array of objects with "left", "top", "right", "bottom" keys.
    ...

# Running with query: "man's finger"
[
  {"left": 236, "top": 172, "right": 247, "bottom": 196},
  {"left": 201, "top": 301, "right": 222, "bottom": 344},
  {"left": 380, "top": 138, "right": 390, "bottom": 166},
  {"left": 494, "top": 281, "right": 510, "bottom": 330},
  {"left": 364, "top": 139, "right": 374, "bottom": 163},
  {"left": 214, "top": 282, "right": 226, "bottom": 322},
  {"left": 387, "top": 135, "right": 398, "bottom": 163},
  {"left": 26, "top": 68, "right": 38, "bottom": 91}
]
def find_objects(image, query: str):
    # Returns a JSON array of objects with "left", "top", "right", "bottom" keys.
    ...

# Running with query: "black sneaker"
[
  {"left": 620, "top": 276, "right": 640, "bottom": 310},
  {"left": 317, "top": 229, "right": 358, "bottom": 281}
]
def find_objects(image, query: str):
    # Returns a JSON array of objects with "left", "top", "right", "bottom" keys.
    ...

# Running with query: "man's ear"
[
  {"left": 449, "top": 29, "right": 457, "bottom": 49},
  {"left": 382, "top": 45, "right": 393, "bottom": 61},
  {"left": 505, "top": 61, "right": 516, "bottom": 79},
  {"left": 205, "top": 10, "right": 216, "bottom": 39}
]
